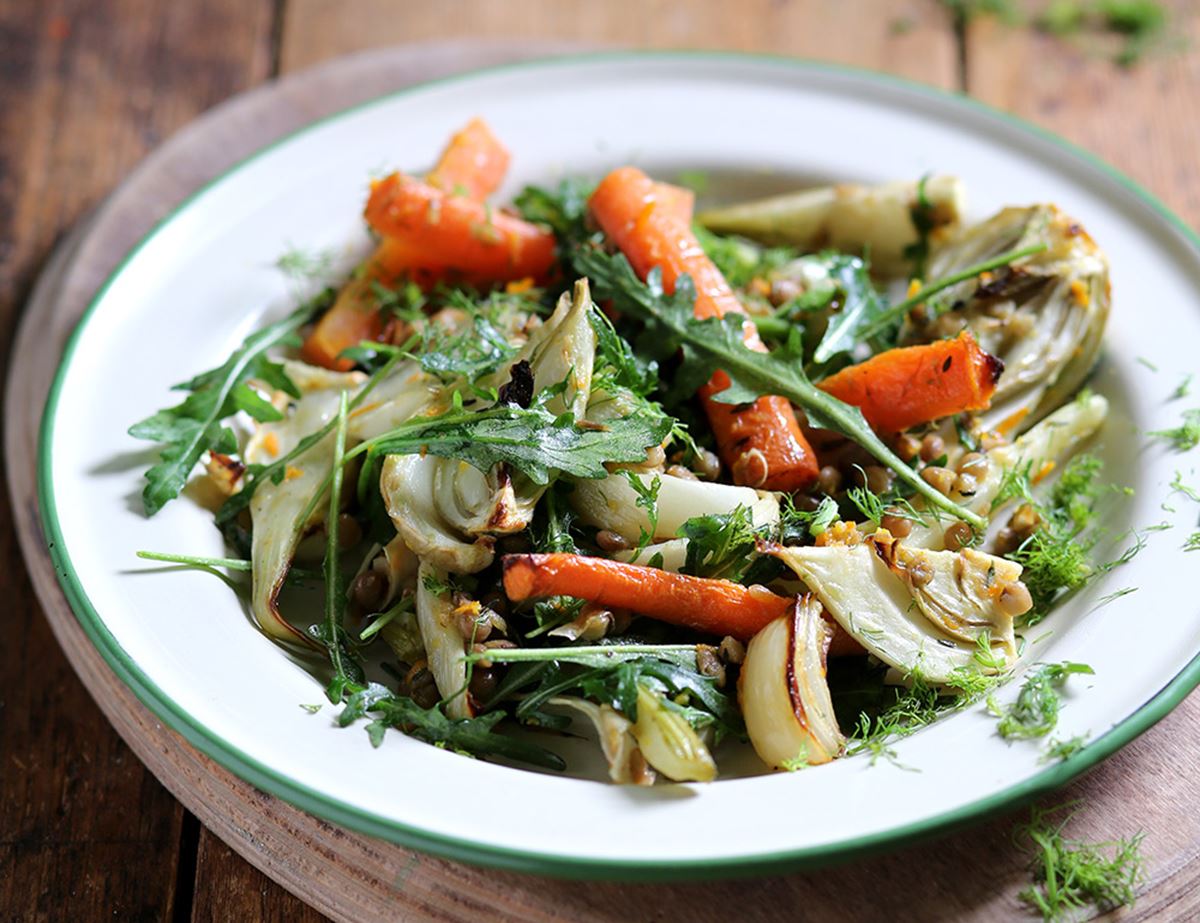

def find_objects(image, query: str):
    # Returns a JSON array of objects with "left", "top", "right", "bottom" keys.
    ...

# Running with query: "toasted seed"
[
  {"left": 350, "top": 570, "right": 386, "bottom": 611},
  {"left": 895, "top": 433, "right": 922, "bottom": 463},
  {"left": 695, "top": 645, "right": 727, "bottom": 688},
  {"left": 958, "top": 452, "right": 988, "bottom": 477},
  {"left": 596, "top": 529, "right": 630, "bottom": 552},
  {"left": 997, "top": 582, "right": 1034, "bottom": 617},
  {"left": 817, "top": 465, "right": 843, "bottom": 496},
  {"left": 694, "top": 447, "right": 722, "bottom": 481},
  {"left": 865, "top": 465, "right": 894, "bottom": 495},
  {"left": 920, "top": 433, "right": 946, "bottom": 462},
  {"left": 921, "top": 465, "right": 956, "bottom": 494},
  {"left": 666, "top": 464, "right": 698, "bottom": 481},
  {"left": 718, "top": 636, "right": 746, "bottom": 665},
  {"left": 954, "top": 472, "right": 979, "bottom": 497},
  {"left": 880, "top": 509, "right": 913, "bottom": 538},
  {"left": 943, "top": 520, "right": 974, "bottom": 552}
]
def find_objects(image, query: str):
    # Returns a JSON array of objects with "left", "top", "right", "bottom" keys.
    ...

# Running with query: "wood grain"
[
  {"left": 280, "top": 0, "right": 958, "bottom": 88},
  {"left": 12, "top": 41, "right": 1200, "bottom": 922},
  {"left": 7, "top": 2, "right": 1200, "bottom": 920},
  {"left": 966, "top": 0, "right": 1200, "bottom": 226},
  {"left": 0, "top": 2, "right": 275, "bottom": 921}
]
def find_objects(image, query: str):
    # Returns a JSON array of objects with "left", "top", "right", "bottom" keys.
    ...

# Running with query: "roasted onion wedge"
[{"left": 740, "top": 595, "right": 844, "bottom": 770}]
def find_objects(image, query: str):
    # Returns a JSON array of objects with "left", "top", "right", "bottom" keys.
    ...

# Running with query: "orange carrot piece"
[
  {"left": 365, "top": 172, "right": 557, "bottom": 283},
  {"left": 588, "top": 166, "right": 819, "bottom": 490},
  {"left": 817, "top": 331, "right": 1004, "bottom": 433},
  {"left": 503, "top": 553, "right": 792, "bottom": 641},
  {"left": 426, "top": 117, "right": 511, "bottom": 201},
  {"left": 651, "top": 180, "right": 695, "bottom": 224},
  {"left": 299, "top": 238, "right": 414, "bottom": 370}
]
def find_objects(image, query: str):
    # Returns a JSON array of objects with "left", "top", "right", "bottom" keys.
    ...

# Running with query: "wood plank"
[
  {"left": 279, "top": 0, "right": 958, "bottom": 88},
  {"left": 191, "top": 831, "right": 330, "bottom": 923},
  {"left": 0, "top": 2, "right": 275, "bottom": 921},
  {"left": 966, "top": 0, "right": 1200, "bottom": 226},
  {"left": 13, "top": 36, "right": 1200, "bottom": 919}
]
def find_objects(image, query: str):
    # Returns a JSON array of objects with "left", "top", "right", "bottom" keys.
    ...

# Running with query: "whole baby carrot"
[{"left": 589, "top": 166, "right": 820, "bottom": 490}]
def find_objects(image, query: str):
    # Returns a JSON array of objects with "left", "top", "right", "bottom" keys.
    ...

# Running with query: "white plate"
[{"left": 40, "top": 53, "right": 1200, "bottom": 878}]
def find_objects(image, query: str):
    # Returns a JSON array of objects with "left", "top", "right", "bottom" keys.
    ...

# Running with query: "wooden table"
[{"left": 3, "top": 2, "right": 1199, "bottom": 919}]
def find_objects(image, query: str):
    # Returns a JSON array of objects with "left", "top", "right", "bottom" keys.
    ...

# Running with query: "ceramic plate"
[{"left": 39, "top": 53, "right": 1200, "bottom": 879}]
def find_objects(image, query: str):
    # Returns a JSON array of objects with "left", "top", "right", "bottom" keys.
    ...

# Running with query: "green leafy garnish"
[
  {"left": 990, "top": 661, "right": 1093, "bottom": 741},
  {"left": 1150, "top": 408, "right": 1200, "bottom": 451},
  {"left": 1041, "top": 733, "right": 1090, "bottom": 763},
  {"left": 337, "top": 683, "right": 565, "bottom": 769},
  {"left": 364, "top": 401, "right": 672, "bottom": 486},
  {"left": 694, "top": 225, "right": 796, "bottom": 290},
  {"left": 574, "top": 247, "right": 986, "bottom": 529},
  {"left": 1017, "top": 802, "right": 1145, "bottom": 921},
  {"left": 903, "top": 174, "right": 935, "bottom": 280},
  {"left": 275, "top": 245, "right": 333, "bottom": 285},
  {"left": 1184, "top": 531, "right": 1200, "bottom": 552},
  {"left": 679, "top": 505, "right": 761, "bottom": 581},
  {"left": 809, "top": 254, "right": 888, "bottom": 364},
  {"left": 129, "top": 298, "right": 327, "bottom": 515}
]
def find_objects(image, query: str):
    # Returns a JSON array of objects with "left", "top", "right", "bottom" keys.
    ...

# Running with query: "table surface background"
[{"left": 3, "top": 1, "right": 1200, "bottom": 919}]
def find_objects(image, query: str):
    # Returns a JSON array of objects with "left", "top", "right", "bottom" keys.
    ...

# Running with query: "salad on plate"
[{"left": 131, "top": 117, "right": 1117, "bottom": 784}]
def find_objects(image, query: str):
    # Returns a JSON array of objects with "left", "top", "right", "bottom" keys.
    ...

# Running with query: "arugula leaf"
[
  {"left": 417, "top": 315, "right": 518, "bottom": 384},
  {"left": 573, "top": 247, "right": 986, "bottom": 529},
  {"left": 810, "top": 254, "right": 888, "bottom": 364},
  {"left": 693, "top": 225, "right": 797, "bottom": 289},
  {"left": 129, "top": 298, "right": 326, "bottom": 515},
  {"left": 990, "top": 661, "right": 1094, "bottom": 741},
  {"left": 365, "top": 402, "right": 672, "bottom": 486},
  {"left": 469, "top": 643, "right": 742, "bottom": 740},
  {"left": 337, "top": 683, "right": 564, "bottom": 770}
]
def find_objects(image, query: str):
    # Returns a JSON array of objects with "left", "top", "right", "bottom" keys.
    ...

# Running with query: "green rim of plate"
[{"left": 36, "top": 50, "right": 1200, "bottom": 881}]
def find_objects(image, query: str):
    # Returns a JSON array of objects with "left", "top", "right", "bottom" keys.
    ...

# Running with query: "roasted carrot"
[
  {"left": 589, "top": 166, "right": 819, "bottom": 490},
  {"left": 426, "top": 116, "right": 511, "bottom": 200},
  {"left": 651, "top": 180, "right": 695, "bottom": 224},
  {"left": 365, "top": 172, "right": 557, "bottom": 283},
  {"left": 303, "top": 118, "right": 514, "bottom": 369},
  {"left": 817, "top": 331, "right": 1004, "bottom": 433},
  {"left": 299, "top": 238, "right": 412, "bottom": 370},
  {"left": 503, "top": 553, "right": 792, "bottom": 640}
]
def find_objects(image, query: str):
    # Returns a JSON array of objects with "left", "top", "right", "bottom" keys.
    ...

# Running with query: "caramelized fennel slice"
[
  {"left": 380, "top": 279, "right": 597, "bottom": 573},
  {"left": 764, "top": 537, "right": 1025, "bottom": 682},
  {"left": 903, "top": 393, "right": 1107, "bottom": 550},
  {"left": 415, "top": 560, "right": 473, "bottom": 719}
]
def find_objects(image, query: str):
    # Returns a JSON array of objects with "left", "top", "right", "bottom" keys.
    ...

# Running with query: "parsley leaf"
[{"left": 129, "top": 297, "right": 326, "bottom": 515}]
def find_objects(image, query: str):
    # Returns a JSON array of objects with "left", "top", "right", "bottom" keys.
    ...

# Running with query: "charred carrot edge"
[
  {"left": 588, "top": 166, "right": 819, "bottom": 490},
  {"left": 426, "top": 117, "right": 511, "bottom": 200},
  {"left": 503, "top": 553, "right": 792, "bottom": 641},
  {"left": 816, "top": 331, "right": 1004, "bottom": 433},
  {"left": 365, "top": 172, "right": 557, "bottom": 283}
]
